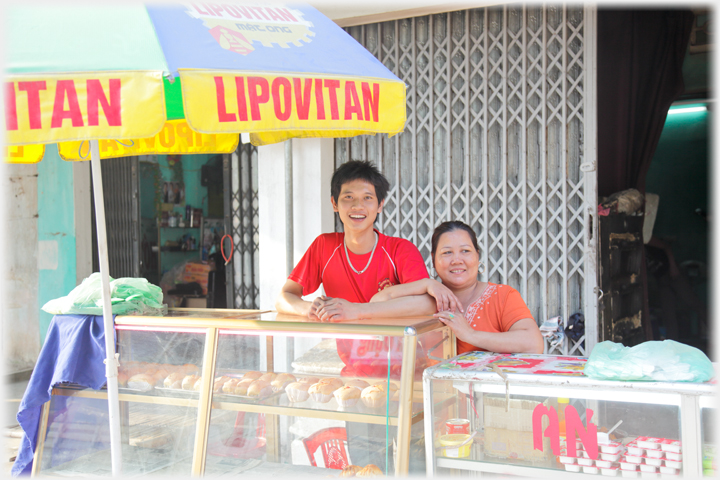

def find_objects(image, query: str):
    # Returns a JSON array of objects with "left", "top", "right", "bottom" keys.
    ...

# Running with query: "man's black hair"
[{"left": 331, "top": 160, "right": 390, "bottom": 204}]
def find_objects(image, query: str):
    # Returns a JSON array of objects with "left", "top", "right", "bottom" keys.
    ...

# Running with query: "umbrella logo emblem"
[{"left": 184, "top": 2, "right": 315, "bottom": 55}]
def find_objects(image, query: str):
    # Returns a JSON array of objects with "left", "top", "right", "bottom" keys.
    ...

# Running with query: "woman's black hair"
[
  {"left": 430, "top": 221, "right": 480, "bottom": 267},
  {"left": 331, "top": 160, "right": 390, "bottom": 204}
]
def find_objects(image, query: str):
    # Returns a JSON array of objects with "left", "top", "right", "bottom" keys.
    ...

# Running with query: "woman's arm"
[
  {"left": 434, "top": 313, "right": 544, "bottom": 354},
  {"left": 370, "top": 278, "right": 463, "bottom": 312}
]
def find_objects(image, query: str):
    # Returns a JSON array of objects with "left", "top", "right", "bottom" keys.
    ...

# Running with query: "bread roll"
[
  {"left": 164, "top": 372, "right": 184, "bottom": 389},
  {"left": 298, "top": 376, "right": 319, "bottom": 385},
  {"left": 356, "top": 464, "right": 383, "bottom": 476},
  {"left": 271, "top": 373, "right": 297, "bottom": 392},
  {"left": 222, "top": 378, "right": 240, "bottom": 393},
  {"left": 247, "top": 380, "right": 272, "bottom": 397},
  {"left": 193, "top": 377, "right": 203, "bottom": 391},
  {"left": 233, "top": 379, "right": 255, "bottom": 395},
  {"left": 333, "top": 385, "right": 361, "bottom": 408},
  {"left": 117, "top": 372, "right": 129, "bottom": 387},
  {"left": 344, "top": 378, "right": 370, "bottom": 390},
  {"left": 360, "top": 385, "right": 386, "bottom": 408},
  {"left": 258, "top": 372, "right": 278, "bottom": 383},
  {"left": 340, "top": 465, "right": 363, "bottom": 477},
  {"left": 182, "top": 374, "right": 200, "bottom": 390},
  {"left": 127, "top": 373, "right": 157, "bottom": 392},
  {"left": 317, "top": 377, "right": 343, "bottom": 390},
  {"left": 242, "top": 371, "right": 263, "bottom": 381},
  {"left": 285, "top": 382, "right": 311, "bottom": 403},
  {"left": 309, "top": 382, "right": 337, "bottom": 403}
]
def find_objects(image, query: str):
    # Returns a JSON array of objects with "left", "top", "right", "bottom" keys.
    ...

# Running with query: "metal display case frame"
[
  {"left": 32, "top": 309, "right": 455, "bottom": 477},
  {"left": 423, "top": 353, "right": 717, "bottom": 478}
]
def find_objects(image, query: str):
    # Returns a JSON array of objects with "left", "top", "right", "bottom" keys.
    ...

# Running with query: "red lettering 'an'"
[
  {"left": 324, "top": 79, "right": 340, "bottom": 120},
  {"left": 87, "top": 79, "right": 121, "bottom": 127},
  {"left": 271, "top": 77, "right": 292, "bottom": 121},
  {"left": 362, "top": 82, "right": 380, "bottom": 122},
  {"left": 51, "top": 80, "right": 84, "bottom": 128},
  {"left": 265, "top": 7, "right": 283, "bottom": 22},
  {"left": 247, "top": 77, "right": 269, "bottom": 121},
  {"left": 566, "top": 406, "right": 598, "bottom": 459},
  {"left": 275, "top": 7, "right": 298, "bottom": 22},
  {"left": 314, "top": 78, "right": 325, "bottom": 120},
  {"left": 293, "top": 78, "right": 312, "bottom": 120},
  {"left": 214, "top": 76, "right": 237, "bottom": 123},
  {"left": 532, "top": 404, "right": 560, "bottom": 455},
  {"left": 235, "top": 77, "right": 248, "bottom": 121},
  {"left": 18, "top": 81, "right": 47, "bottom": 130},
  {"left": 344, "top": 81, "right": 363, "bottom": 120},
  {"left": 4, "top": 83, "right": 18, "bottom": 131}
]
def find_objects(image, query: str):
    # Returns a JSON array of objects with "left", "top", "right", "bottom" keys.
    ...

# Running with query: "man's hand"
[
  {"left": 315, "top": 297, "right": 362, "bottom": 321},
  {"left": 308, "top": 296, "right": 330, "bottom": 319}
]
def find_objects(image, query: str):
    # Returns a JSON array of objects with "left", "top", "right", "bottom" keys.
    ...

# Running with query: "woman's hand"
[
  {"left": 314, "top": 297, "right": 361, "bottom": 321},
  {"left": 425, "top": 279, "right": 463, "bottom": 313},
  {"left": 433, "top": 310, "right": 475, "bottom": 344}
]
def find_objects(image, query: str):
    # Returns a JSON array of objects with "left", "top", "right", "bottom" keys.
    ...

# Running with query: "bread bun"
[
  {"left": 308, "top": 382, "right": 337, "bottom": 403},
  {"left": 258, "top": 372, "right": 277, "bottom": 382},
  {"left": 182, "top": 374, "right": 200, "bottom": 390},
  {"left": 317, "top": 377, "right": 343, "bottom": 390},
  {"left": 193, "top": 377, "right": 203, "bottom": 391},
  {"left": 333, "top": 385, "right": 361, "bottom": 408},
  {"left": 340, "top": 465, "right": 363, "bottom": 477},
  {"left": 298, "top": 376, "right": 319, "bottom": 384},
  {"left": 360, "top": 385, "right": 387, "bottom": 408},
  {"left": 356, "top": 464, "right": 383, "bottom": 476},
  {"left": 233, "top": 379, "right": 254, "bottom": 395},
  {"left": 271, "top": 373, "right": 297, "bottom": 392},
  {"left": 213, "top": 376, "right": 231, "bottom": 392},
  {"left": 127, "top": 373, "right": 156, "bottom": 391},
  {"left": 285, "top": 382, "right": 311, "bottom": 402},
  {"left": 117, "top": 372, "right": 129, "bottom": 387},
  {"left": 247, "top": 380, "right": 272, "bottom": 397},
  {"left": 242, "top": 371, "right": 263, "bottom": 381},
  {"left": 344, "top": 378, "right": 370, "bottom": 390},
  {"left": 164, "top": 372, "right": 184, "bottom": 389},
  {"left": 222, "top": 378, "right": 240, "bottom": 393}
]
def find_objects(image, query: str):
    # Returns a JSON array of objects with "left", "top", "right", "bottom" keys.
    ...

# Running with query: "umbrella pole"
[{"left": 89, "top": 140, "right": 123, "bottom": 476}]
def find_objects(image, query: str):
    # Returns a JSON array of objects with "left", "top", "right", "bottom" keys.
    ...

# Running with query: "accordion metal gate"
[{"left": 336, "top": 5, "right": 598, "bottom": 354}]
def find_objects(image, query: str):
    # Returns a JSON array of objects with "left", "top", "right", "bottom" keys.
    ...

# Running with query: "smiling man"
[{"left": 275, "top": 159, "right": 441, "bottom": 323}]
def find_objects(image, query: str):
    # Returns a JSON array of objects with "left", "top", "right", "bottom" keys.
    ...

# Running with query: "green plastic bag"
[
  {"left": 42, "top": 273, "right": 167, "bottom": 316},
  {"left": 584, "top": 340, "right": 714, "bottom": 383}
]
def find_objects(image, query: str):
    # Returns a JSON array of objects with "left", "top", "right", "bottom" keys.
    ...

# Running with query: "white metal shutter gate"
[{"left": 336, "top": 5, "right": 598, "bottom": 354}]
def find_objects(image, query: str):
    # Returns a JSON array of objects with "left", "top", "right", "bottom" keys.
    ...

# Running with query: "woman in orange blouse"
[{"left": 371, "top": 221, "right": 544, "bottom": 354}]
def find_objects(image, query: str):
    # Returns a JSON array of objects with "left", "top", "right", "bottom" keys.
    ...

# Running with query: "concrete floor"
[{"left": 4, "top": 376, "right": 30, "bottom": 475}]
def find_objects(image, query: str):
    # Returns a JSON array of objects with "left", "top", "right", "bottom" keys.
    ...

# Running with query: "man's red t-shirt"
[{"left": 288, "top": 229, "right": 429, "bottom": 376}]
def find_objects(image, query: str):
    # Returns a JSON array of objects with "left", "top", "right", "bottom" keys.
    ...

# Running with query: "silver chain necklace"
[{"left": 344, "top": 232, "right": 379, "bottom": 275}]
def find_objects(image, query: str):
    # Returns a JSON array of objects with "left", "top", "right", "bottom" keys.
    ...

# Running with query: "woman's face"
[{"left": 434, "top": 229, "right": 479, "bottom": 290}]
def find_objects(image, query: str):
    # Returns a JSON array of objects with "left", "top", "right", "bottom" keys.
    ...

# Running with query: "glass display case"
[
  {"left": 423, "top": 352, "right": 716, "bottom": 478},
  {"left": 32, "top": 309, "right": 454, "bottom": 477}
]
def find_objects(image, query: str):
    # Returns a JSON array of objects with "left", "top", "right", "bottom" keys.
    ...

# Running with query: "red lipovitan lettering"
[
  {"left": 206, "top": 3, "right": 224, "bottom": 16},
  {"left": 361, "top": 82, "right": 380, "bottom": 122},
  {"left": 189, "top": 3, "right": 210, "bottom": 15},
  {"left": 234, "top": 77, "right": 249, "bottom": 121},
  {"left": 234, "top": 6, "right": 254, "bottom": 20},
  {"left": 251, "top": 6, "right": 271, "bottom": 20},
  {"left": 324, "top": 79, "right": 340, "bottom": 120},
  {"left": 271, "top": 78, "right": 292, "bottom": 121},
  {"left": 221, "top": 4, "right": 242, "bottom": 18},
  {"left": 344, "top": 81, "right": 363, "bottom": 120},
  {"left": 4, "top": 82, "right": 18, "bottom": 131},
  {"left": 247, "top": 77, "right": 269, "bottom": 121},
  {"left": 214, "top": 76, "right": 237, "bottom": 122},
  {"left": 314, "top": 78, "right": 325, "bottom": 120},
  {"left": 275, "top": 7, "right": 298, "bottom": 22},
  {"left": 87, "top": 79, "right": 121, "bottom": 127},
  {"left": 51, "top": 80, "right": 84, "bottom": 128},
  {"left": 265, "top": 7, "right": 283, "bottom": 22},
  {"left": 18, "top": 81, "right": 47, "bottom": 130},
  {"left": 293, "top": 78, "right": 312, "bottom": 120}
]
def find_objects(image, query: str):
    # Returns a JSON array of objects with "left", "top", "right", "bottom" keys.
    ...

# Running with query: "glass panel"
[
  {"left": 701, "top": 404, "right": 717, "bottom": 477},
  {"left": 429, "top": 379, "right": 684, "bottom": 476}
]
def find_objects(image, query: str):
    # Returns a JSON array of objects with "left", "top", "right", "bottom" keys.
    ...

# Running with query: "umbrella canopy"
[
  {"left": 5, "top": 3, "right": 407, "bottom": 476},
  {"left": 5, "top": 3, "right": 406, "bottom": 151}
]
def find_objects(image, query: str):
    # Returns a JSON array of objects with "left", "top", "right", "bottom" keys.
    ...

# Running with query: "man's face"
[{"left": 331, "top": 179, "right": 384, "bottom": 233}]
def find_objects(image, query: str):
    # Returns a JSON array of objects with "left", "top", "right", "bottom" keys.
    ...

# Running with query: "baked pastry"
[
  {"left": 298, "top": 376, "right": 319, "bottom": 385},
  {"left": 213, "top": 376, "right": 231, "bottom": 393},
  {"left": 340, "top": 465, "right": 363, "bottom": 477},
  {"left": 182, "top": 374, "right": 200, "bottom": 390},
  {"left": 232, "top": 379, "right": 254, "bottom": 395},
  {"left": 361, "top": 385, "right": 391, "bottom": 408},
  {"left": 164, "top": 372, "right": 184, "bottom": 389},
  {"left": 127, "top": 373, "right": 157, "bottom": 391},
  {"left": 247, "top": 380, "right": 273, "bottom": 397},
  {"left": 333, "top": 385, "right": 361, "bottom": 408},
  {"left": 271, "top": 373, "right": 297, "bottom": 392},
  {"left": 117, "top": 371, "right": 129, "bottom": 387},
  {"left": 242, "top": 371, "right": 263, "bottom": 381},
  {"left": 222, "top": 378, "right": 240, "bottom": 393},
  {"left": 356, "top": 464, "right": 383, "bottom": 476},
  {"left": 317, "top": 377, "right": 344, "bottom": 390},
  {"left": 285, "top": 382, "right": 311, "bottom": 403},
  {"left": 344, "top": 378, "right": 370, "bottom": 390},
  {"left": 258, "top": 372, "right": 278, "bottom": 383},
  {"left": 193, "top": 377, "right": 203, "bottom": 391},
  {"left": 308, "top": 382, "right": 337, "bottom": 403}
]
